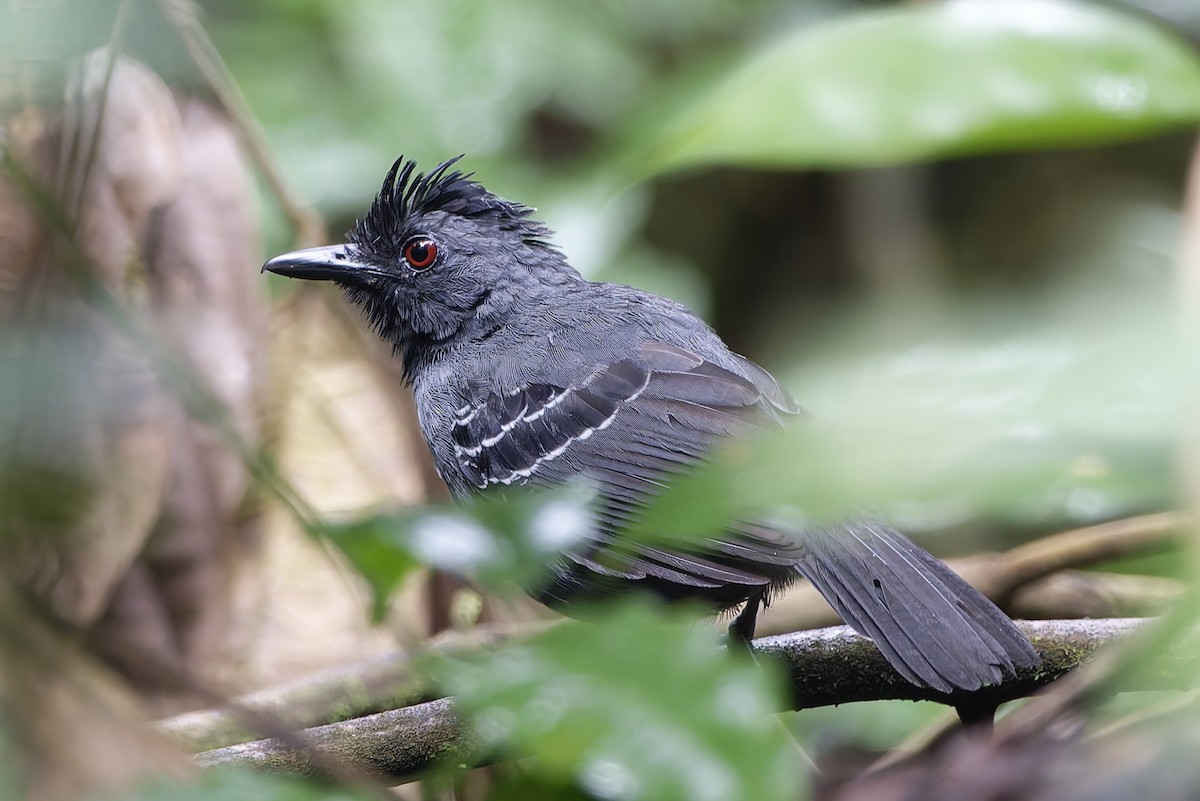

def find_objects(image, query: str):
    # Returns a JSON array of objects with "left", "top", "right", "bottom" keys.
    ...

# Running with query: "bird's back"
[{"left": 413, "top": 280, "right": 807, "bottom": 604}]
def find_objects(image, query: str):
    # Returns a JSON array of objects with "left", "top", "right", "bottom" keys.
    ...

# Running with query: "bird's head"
[{"left": 263, "top": 156, "right": 575, "bottom": 377}]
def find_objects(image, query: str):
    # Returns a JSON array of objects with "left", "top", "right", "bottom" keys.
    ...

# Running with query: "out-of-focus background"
[{"left": 2, "top": 1, "right": 1199, "bottom": 799}]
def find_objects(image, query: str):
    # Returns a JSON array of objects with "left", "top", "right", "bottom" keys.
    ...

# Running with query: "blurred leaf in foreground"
[
  {"left": 101, "top": 768, "right": 370, "bottom": 801},
  {"left": 631, "top": 282, "right": 1178, "bottom": 539},
  {"left": 626, "top": 0, "right": 1200, "bottom": 175},
  {"left": 435, "top": 601, "right": 799, "bottom": 801},
  {"left": 317, "top": 484, "right": 596, "bottom": 619}
]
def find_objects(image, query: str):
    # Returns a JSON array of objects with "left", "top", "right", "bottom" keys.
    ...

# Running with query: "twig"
[
  {"left": 193, "top": 618, "right": 1193, "bottom": 784},
  {"left": 864, "top": 708, "right": 959, "bottom": 775},
  {"left": 1002, "top": 595, "right": 1200, "bottom": 745},
  {"left": 158, "top": 624, "right": 526, "bottom": 752},
  {"left": 164, "top": 542, "right": 1186, "bottom": 754},
  {"left": 759, "top": 513, "right": 1186, "bottom": 635},
  {"left": 319, "top": 290, "right": 466, "bottom": 636},
  {"left": 195, "top": 697, "right": 473, "bottom": 781},
  {"left": 994, "top": 512, "right": 1187, "bottom": 592},
  {"left": 155, "top": 0, "right": 325, "bottom": 247},
  {"left": 1178, "top": 134, "right": 1200, "bottom": 578},
  {"left": 1088, "top": 689, "right": 1200, "bottom": 740},
  {"left": 1009, "top": 570, "right": 1182, "bottom": 620},
  {"left": 761, "top": 619, "right": 1177, "bottom": 708},
  {"left": 0, "top": 154, "right": 320, "bottom": 531},
  {"left": 66, "top": 0, "right": 133, "bottom": 232}
]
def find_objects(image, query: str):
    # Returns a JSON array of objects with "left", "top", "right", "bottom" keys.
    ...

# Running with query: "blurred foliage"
[
  {"left": 783, "top": 699, "right": 950, "bottom": 755},
  {"left": 3, "top": 0, "right": 1200, "bottom": 799},
  {"left": 432, "top": 601, "right": 798, "bottom": 801},
  {"left": 319, "top": 485, "right": 596, "bottom": 619},
  {"left": 623, "top": 0, "right": 1200, "bottom": 174},
  {"left": 634, "top": 275, "right": 1177, "bottom": 539},
  {"left": 102, "top": 770, "right": 371, "bottom": 801}
]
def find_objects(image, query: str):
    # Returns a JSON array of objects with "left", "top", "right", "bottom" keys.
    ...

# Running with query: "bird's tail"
[{"left": 794, "top": 521, "right": 1040, "bottom": 693}]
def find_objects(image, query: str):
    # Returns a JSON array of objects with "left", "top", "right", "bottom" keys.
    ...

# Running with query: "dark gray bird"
[{"left": 264, "top": 156, "right": 1039, "bottom": 694}]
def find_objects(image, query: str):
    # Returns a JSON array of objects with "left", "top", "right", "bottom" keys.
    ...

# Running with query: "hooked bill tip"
[{"left": 261, "top": 245, "right": 365, "bottom": 282}]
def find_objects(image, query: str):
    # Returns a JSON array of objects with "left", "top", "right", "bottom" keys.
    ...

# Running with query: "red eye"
[{"left": 403, "top": 237, "right": 438, "bottom": 270}]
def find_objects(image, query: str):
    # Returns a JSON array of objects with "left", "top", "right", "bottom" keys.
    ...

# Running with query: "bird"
[{"left": 263, "top": 156, "right": 1040, "bottom": 695}]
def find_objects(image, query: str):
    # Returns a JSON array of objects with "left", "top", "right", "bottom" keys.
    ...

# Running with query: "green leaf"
[
  {"left": 97, "top": 768, "right": 369, "bottom": 801},
  {"left": 437, "top": 602, "right": 801, "bottom": 801},
  {"left": 317, "top": 516, "right": 423, "bottom": 622},
  {"left": 630, "top": 286, "right": 1179, "bottom": 538},
  {"left": 784, "top": 701, "right": 949, "bottom": 754},
  {"left": 627, "top": 0, "right": 1200, "bottom": 174},
  {"left": 317, "top": 485, "right": 596, "bottom": 618}
]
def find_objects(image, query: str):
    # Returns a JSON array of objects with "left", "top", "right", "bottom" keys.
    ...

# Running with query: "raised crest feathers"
[{"left": 348, "top": 155, "right": 549, "bottom": 258}]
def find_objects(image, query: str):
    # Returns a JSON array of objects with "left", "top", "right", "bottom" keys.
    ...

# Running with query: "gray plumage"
[{"left": 264, "top": 156, "right": 1039, "bottom": 693}]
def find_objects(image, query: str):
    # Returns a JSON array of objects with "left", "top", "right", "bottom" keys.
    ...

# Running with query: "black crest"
[{"left": 348, "top": 156, "right": 550, "bottom": 260}]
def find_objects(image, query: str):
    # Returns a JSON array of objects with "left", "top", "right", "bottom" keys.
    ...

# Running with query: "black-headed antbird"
[{"left": 264, "top": 156, "right": 1039, "bottom": 694}]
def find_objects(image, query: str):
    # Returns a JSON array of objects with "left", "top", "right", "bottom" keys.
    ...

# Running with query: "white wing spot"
[
  {"left": 453, "top": 365, "right": 651, "bottom": 486},
  {"left": 454, "top": 404, "right": 482, "bottom": 426},
  {"left": 485, "top": 411, "right": 619, "bottom": 486}
]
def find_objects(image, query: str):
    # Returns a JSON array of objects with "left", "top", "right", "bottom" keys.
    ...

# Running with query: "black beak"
[{"left": 261, "top": 245, "right": 378, "bottom": 282}]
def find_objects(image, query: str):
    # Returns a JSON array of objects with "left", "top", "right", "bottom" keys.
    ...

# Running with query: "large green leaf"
[
  {"left": 318, "top": 485, "right": 596, "bottom": 619},
  {"left": 627, "top": 0, "right": 1200, "bottom": 174},
  {"left": 436, "top": 602, "right": 800, "bottom": 801},
  {"left": 629, "top": 283, "right": 1179, "bottom": 539}
]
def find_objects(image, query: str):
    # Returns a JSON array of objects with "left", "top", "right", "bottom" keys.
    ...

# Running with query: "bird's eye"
[{"left": 403, "top": 237, "right": 439, "bottom": 271}]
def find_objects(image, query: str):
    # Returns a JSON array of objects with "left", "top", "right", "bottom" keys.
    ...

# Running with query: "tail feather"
[
  {"left": 795, "top": 521, "right": 1040, "bottom": 693},
  {"left": 869, "top": 524, "right": 1042, "bottom": 671},
  {"left": 802, "top": 552, "right": 960, "bottom": 689},
  {"left": 841, "top": 525, "right": 1008, "bottom": 685},
  {"left": 802, "top": 540, "right": 995, "bottom": 691}
]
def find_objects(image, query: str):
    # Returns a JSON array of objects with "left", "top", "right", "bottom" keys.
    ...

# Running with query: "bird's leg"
[
  {"left": 727, "top": 591, "right": 765, "bottom": 653},
  {"left": 953, "top": 698, "right": 1000, "bottom": 733}
]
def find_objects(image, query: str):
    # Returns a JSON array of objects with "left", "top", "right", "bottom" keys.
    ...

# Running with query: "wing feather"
[
  {"left": 447, "top": 341, "right": 798, "bottom": 594},
  {"left": 443, "top": 339, "right": 1039, "bottom": 691}
]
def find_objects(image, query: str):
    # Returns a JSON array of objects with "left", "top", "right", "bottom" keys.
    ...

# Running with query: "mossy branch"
[{"left": 190, "top": 618, "right": 1194, "bottom": 784}]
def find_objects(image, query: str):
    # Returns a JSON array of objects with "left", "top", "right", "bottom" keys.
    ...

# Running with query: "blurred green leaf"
[
  {"left": 631, "top": 284, "right": 1178, "bottom": 539},
  {"left": 317, "top": 516, "right": 422, "bottom": 622},
  {"left": 627, "top": 0, "right": 1200, "bottom": 174},
  {"left": 784, "top": 701, "right": 951, "bottom": 754},
  {"left": 318, "top": 485, "right": 595, "bottom": 619},
  {"left": 0, "top": 716, "right": 21, "bottom": 801},
  {"left": 100, "top": 768, "right": 369, "bottom": 801},
  {"left": 483, "top": 771, "right": 602, "bottom": 801},
  {"left": 436, "top": 601, "right": 800, "bottom": 801}
]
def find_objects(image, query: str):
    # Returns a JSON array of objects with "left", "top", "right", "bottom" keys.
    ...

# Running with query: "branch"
[
  {"left": 158, "top": 625, "right": 522, "bottom": 752},
  {"left": 193, "top": 618, "right": 1196, "bottom": 784},
  {"left": 986, "top": 512, "right": 1188, "bottom": 592},
  {"left": 195, "top": 697, "right": 475, "bottom": 781},
  {"left": 165, "top": 514, "right": 1187, "bottom": 754},
  {"left": 167, "top": 516, "right": 1188, "bottom": 752},
  {"left": 1009, "top": 571, "right": 1182, "bottom": 620},
  {"left": 754, "top": 618, "right": 1183, "bottom": 709},
  {"left": 760, "top": 513, "right": 1187, "bottom": 635},
  {"left": 156, "top": 0, "right": 326, "bottom": 248}
]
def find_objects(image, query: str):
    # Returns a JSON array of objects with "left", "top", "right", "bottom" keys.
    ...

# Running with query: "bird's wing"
[
  {"left": 447, "top": 341, "right": 1042, "bottom": 693},
  {"left": 448, "top": 340, "right": 804, "bottom": 597}
]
